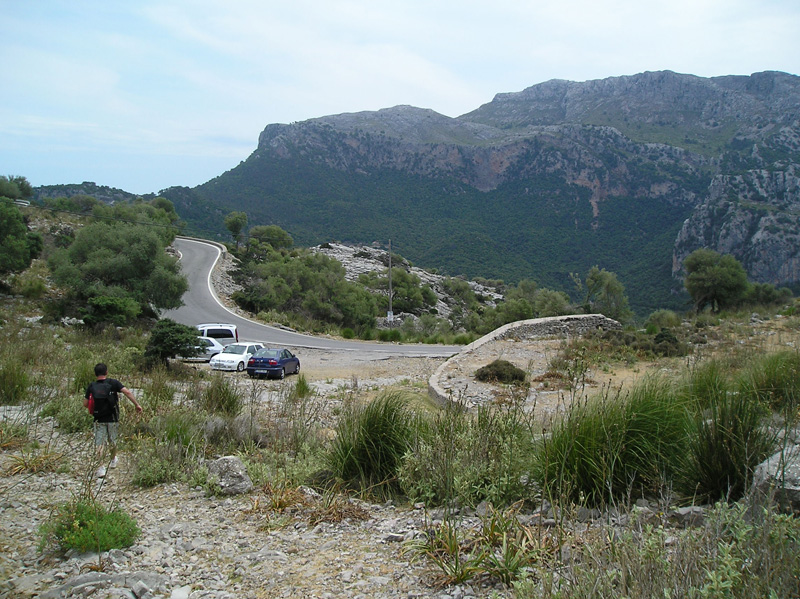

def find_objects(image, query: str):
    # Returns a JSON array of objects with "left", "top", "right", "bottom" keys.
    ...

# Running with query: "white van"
[{"left": 196, "top": 323, "right": 239, "bottom": 346}]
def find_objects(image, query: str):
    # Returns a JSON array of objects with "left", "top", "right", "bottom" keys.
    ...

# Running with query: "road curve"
[{"left": 162, "top": 237, "right": 461, "bottom": 358}]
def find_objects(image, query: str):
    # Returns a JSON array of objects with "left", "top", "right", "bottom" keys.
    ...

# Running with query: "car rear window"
[
  {"left": 255, "top": 349, "right": 281, "bottom": 358},
  {"left": 206, "top": 328, "right": 235, "bottom": 339}
]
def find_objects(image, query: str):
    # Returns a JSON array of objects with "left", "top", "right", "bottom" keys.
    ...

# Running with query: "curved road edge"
[{"left": 165, "top": 236, "right": 461, "bottom": 358}]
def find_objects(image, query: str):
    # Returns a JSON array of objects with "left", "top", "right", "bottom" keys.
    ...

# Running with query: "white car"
[
  {"left": 182, "top": 336, "right": 226, "bottom": 362},
  {"left": 209, "top": 342, "right": 264, "bottom": 372}
]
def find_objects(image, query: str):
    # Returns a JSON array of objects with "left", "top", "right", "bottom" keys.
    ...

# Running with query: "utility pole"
[{"left": 387, "top": 239, "right": 393, "bottom": 322}]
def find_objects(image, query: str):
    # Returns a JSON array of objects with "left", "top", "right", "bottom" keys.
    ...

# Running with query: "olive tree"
[{"left": 683, "top": 249, "right": 748, "bottom": 313}]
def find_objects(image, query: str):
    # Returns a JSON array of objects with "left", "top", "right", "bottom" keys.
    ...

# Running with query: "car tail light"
[
  {"left": 268, "top": 359, "right": 277, "bottom": 365},
  {"left": 248, "top": 358, "right": 255, "bottom": 365}
]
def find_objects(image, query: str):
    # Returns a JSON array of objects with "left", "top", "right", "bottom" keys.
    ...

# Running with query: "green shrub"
[
  {"left": 39, "top": 499, "right": 140, "bottom": 553},
  {"left": 0, "top": 357, "right": 28, "bottom": 405},
  {"left": 201, "top": 374, "right": 242, "bottom": 415},
  {"left": 144, "top": 318, "right": 201, "bottom": 366},
  {"left": 326, "top": 390, "right": 416, "bottom": 496},
  {"left": 400, "top": 401, "right": 538, "bottom": 507},
  {"left": 474, "top": 360, "right": 527, "bottom": 384},
  {"left": 39, "top": 395, "right": 93, "bottom": 433},
  {"left": 341, "top": 327, "right": 355, "bottom": 339},
  {"left": 536, "top": 376, "right": 689, "bottom": 506},
  {"left": 130, "top": 440, "right": 188, "bottom": 487},
  {"left": 645, "top": 308, "right": 681, "bottom": 330},
  {"left": 377, "top": 329, "right": 402, "bottom": 342}
]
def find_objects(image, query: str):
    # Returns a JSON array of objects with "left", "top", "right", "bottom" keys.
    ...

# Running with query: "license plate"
[{"left": 255, "top": 369, "right": 268, "bottom": 374}]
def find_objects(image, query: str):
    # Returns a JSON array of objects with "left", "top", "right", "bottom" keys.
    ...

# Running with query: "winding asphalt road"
[{"left": 162, "top": 237, "right": 461, "bottom": 358}]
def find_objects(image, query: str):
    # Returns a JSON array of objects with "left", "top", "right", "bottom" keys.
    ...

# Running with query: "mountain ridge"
[{"left": 37, "top": 70, "right": 800, "bottom": 314}]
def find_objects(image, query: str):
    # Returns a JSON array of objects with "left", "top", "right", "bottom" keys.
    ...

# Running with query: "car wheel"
[
  {"left": 279, "top": 368, "right": 285, "bottom": 380},
  {"left": 295, "top": 363, "right": 300, "bottom": 375},
  {"left": 237, "top": 362, "right": 245, "bottom": 372}
]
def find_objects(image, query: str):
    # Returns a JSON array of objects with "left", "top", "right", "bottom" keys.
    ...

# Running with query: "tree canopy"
[
  {"left": 48, "top": 218, "right": 187, "bottom": 326},
  {"left": 581, "top": 266, "right": 633, "bottom": 322},
  {"left": 224, "top": 211, "right": 248, "bottom": 249},
  {"left": 0, "top": 200, "right": 42, "bottom": 277},
  {"left": 683, "top": 249, "right": 749, "bottom": 313}
]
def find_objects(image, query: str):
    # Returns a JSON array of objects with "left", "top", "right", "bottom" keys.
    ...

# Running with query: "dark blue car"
[{"left": 246, "top": 348, "right": 300, "bottom": 379}]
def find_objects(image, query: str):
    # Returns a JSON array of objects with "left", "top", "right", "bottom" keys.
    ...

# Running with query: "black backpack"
[{"left": 90, "top": 380, "right": 118, "bottom": 419}]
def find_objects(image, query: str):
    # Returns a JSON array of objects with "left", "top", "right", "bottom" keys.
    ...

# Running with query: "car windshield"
[
  {"left": 254, "top": 349, "right": 281, "bottom": 358},
  {"left": 223, "top": 344, "right": 248, "bottom": 354}
]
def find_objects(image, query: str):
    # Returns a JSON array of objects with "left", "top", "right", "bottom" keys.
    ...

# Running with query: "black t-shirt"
[{"left": 85, "top": 378, "right": 124, "bottom": 423}]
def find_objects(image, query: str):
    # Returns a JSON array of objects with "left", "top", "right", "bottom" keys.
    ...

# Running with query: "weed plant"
[
  {"left": 0, "top": 420, "right": 28, "bottom": 449},
  {"left": 130, "top": 439, "right": 190, "bottom": 487},
  {"left": 39, "top": 394, "right": 93, "bottom": 433},
  {"left": 511, "top": 499, "right": 800, "bottom": 598},
  {"left": 0, "top": 354, "right": 28, "bottom": 405},
  {"left": 39, "top": 498, "right": 141, "bottom": 554}
]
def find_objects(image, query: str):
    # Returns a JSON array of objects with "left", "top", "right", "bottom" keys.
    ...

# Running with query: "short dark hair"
[{"left": 94, "top": 363, "right": 108, "bottom": 377}]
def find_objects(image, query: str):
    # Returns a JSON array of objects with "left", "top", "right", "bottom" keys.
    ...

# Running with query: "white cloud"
[{"left": 0, "top": 0, "right": 798, "bottom": 193}]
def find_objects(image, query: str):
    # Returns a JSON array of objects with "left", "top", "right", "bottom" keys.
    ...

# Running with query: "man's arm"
[{"left": 121, "top": 387, "right": 143, "bottom": 413}]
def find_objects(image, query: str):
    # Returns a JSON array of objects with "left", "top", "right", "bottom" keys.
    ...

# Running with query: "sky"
[{"left": 2, "top": 0, "right": 799, "bottom": 195}]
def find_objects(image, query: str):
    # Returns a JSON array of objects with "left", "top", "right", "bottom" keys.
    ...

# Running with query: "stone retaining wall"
[{"left": 428, "top": 314, "right": 622, "bottom": 406}]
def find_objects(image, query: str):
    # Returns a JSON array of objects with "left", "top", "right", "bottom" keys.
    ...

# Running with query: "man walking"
[{"left": 84, "top": 363, "right": 142, "bottom": 478}]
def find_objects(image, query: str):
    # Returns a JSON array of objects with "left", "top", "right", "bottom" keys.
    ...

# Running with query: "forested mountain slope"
[{"left": 157, "top": 71, "right": 800, "bottom": 314}]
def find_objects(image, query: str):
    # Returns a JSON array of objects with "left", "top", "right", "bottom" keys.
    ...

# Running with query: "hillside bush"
[
  {"left": 39, "top": 498, "right": 140, "bottom": 553},
  {"left": 644, "top": 308, "right": 681, "bottom": 331},
  {"left": 474, "top": 360, "right": 527, "bottom": 384}
]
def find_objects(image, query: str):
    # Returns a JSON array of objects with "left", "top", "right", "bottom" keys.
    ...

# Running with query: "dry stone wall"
[{"left": 429, "top": 314, "right": 622, "bottom": 406}]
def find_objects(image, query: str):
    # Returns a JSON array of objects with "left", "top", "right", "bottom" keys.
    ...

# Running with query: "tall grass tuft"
[
  {"left": 737, "top": 350, "right": 800, "bottom": 413},
  {"left": 0, "top": 355, "right": 29, "bottom": 405},
  {"left": 681, "top": 390, "right": 776, "bottom": 503},
  {"left": 200, "top": 374, "right": 242, "bottom": 415},
  {"left": 536, "top": 376, "right": 689, "bottom": 506},
  {"left": 399, "top": 399, "right": 539, "bottom": 507},
  {"left": 326, "top": 390, "right": 416, "bottom": 496}
]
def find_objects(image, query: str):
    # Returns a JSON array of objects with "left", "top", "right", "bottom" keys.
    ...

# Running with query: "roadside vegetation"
[{"left": 1, "top": 180, "right": 799, "bottom": 594}]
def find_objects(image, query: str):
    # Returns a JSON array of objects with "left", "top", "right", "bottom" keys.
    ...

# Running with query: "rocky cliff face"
[
  {"left": 673, "top": 167, "right": 800, "bottom": 285},
  {"left": 160, "top": 70, "right": 800, "bottom": 312},
  {"left": 252, "top": 70, "right": 800, "bottom": 291}
]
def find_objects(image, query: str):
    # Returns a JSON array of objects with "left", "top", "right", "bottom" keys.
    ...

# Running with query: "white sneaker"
[
  {"left": 110, "top": 456, "right": 119, "bottom": 468},
  {"left": 96, "top": 465, "right": 107, "bottom": 478}
]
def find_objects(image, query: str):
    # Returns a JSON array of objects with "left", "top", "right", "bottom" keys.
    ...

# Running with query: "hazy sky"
[{"left": 2, "top": 0, "right": 798, "bottom": 195}]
